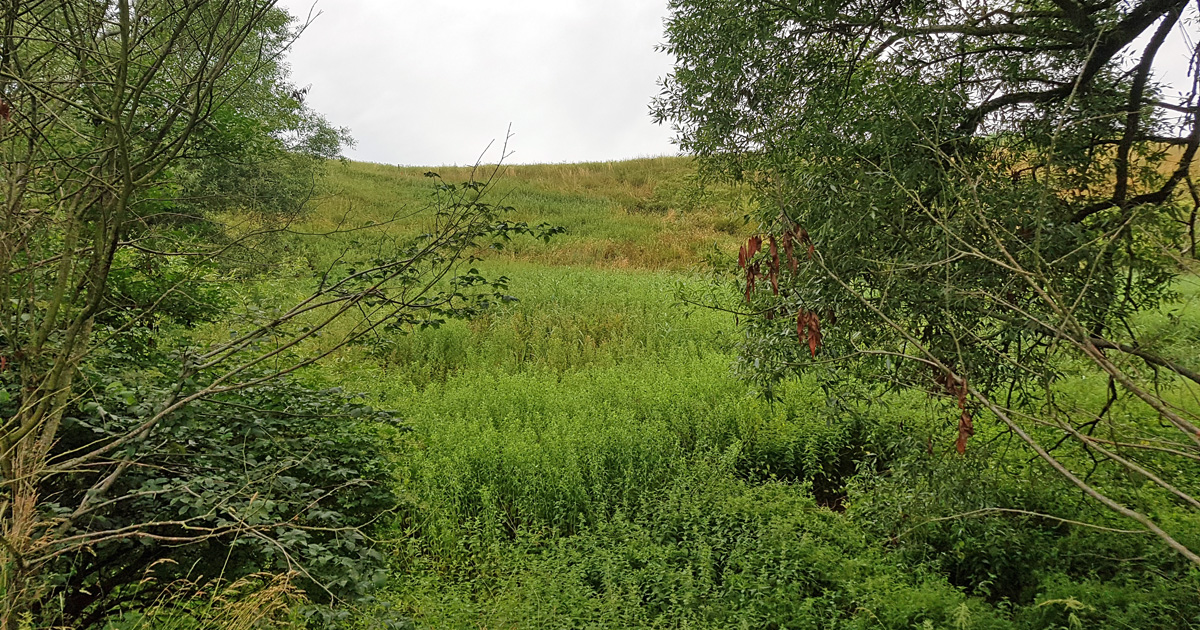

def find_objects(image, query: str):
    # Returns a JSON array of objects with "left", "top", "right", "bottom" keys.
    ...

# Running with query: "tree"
[
  {"left": 655, "top": 0, "right": 1200, "bottom": 562},
  {"left": 0, "top": 2, "right": 554, "bottom": 625}
]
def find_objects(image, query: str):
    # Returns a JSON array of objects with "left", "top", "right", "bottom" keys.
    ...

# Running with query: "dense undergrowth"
[
  {"left": 251, "top": 159, "right": 1200, "bottom": 628},
  {"left": 77, "top": 156, "right": 1195, "bottom": 627}
]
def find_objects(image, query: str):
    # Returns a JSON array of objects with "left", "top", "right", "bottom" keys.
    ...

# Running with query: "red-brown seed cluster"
[
  {"left": 934, "top": 371, "right": 974, "bottom": 455},
  {"left": 738, "top": 235, "right": 764, "bottom": 303},
  {"left": 737, "top": 234, "right": 760, "bottom": 270},
  {"left": 781, "top": 232, "right": 796, "bottom": 273},
  {"left": 768, "top": 236, "right": 780, "bottom": 295},
  {"left": 739, "top": 226, "right": 824, "bottom": 356},
  {"left": 796, "top": 309, "right": 822, "bottom": 357}
]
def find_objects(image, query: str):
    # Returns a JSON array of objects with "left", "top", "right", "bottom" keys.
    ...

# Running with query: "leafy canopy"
[
  {"left": 656, "top": 0, "right": 1196, "bottom": 392},
  {"left": 655, "top": 0, "right": 1200, "bottom": 561}
]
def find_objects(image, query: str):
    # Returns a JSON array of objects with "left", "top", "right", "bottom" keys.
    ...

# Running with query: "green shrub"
[{"left": 38, "top": 367, "right": 402, "bottom": 628}]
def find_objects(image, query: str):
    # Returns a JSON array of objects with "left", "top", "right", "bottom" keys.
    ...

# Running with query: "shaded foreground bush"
[{"left": 26, "top": 352, "right": 403, "bottom": 628}]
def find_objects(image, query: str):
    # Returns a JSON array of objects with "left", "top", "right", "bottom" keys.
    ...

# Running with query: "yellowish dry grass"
[{"left": 296, "top": 157, "right": 753, "bottom": 271}]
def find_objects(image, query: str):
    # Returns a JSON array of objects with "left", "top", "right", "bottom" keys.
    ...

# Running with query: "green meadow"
[{"left": 275, "top": 159, "right": 1200, "bottom": 629}]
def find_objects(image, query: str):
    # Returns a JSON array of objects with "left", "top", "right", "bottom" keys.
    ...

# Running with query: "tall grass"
[
  {"left": 312, "top": 264, "right": 757, "bottom": 550},
  {"left": 97, "top": 573, "right": 306, "bottom": 630}
]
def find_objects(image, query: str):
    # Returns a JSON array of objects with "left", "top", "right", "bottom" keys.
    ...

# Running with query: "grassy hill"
[{"left": 301, "top": 157, "right": 750, "bottom": 271}]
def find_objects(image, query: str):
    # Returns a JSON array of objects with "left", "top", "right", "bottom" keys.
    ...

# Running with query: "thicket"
[{"left": 655, "top": 0, "right": 1200, "bottom": 564}]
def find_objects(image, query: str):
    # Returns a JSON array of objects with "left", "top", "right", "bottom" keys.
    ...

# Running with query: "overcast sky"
[
  {"left": 275, "top": 0, "right": 678, "bottom": 166},
  {"left": 276, "top": 1, "right": 1197, "bottom": 167}
]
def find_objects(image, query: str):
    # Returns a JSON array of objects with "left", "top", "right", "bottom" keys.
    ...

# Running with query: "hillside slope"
[{"left": 300, "top": 157, "right": 751, "bottom": 271}]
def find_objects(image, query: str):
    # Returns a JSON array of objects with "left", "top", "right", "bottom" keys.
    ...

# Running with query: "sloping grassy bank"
[{"left": 299, "top": 158, "right": 749, "bottom": 271}]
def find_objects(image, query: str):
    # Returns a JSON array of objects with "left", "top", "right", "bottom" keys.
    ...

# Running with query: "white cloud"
[
  {"left": 276, "top": 0, "right": 678, "bottom": 165},
  {"left": 278, "top": 2, "right": 1198, "bottom": 166}
]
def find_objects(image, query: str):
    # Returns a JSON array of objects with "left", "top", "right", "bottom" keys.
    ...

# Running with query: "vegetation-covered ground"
[
  {"left": 269, "top": 159, "right": 1200, "bottom": 628},
  {"left": 9, "top": 3, "right": 1198, "bottom": 628}
]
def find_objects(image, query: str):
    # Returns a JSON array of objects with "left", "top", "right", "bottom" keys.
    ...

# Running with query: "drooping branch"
[{"left": 1087, "top": 337, "right": 1200, "bottom": 387}]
